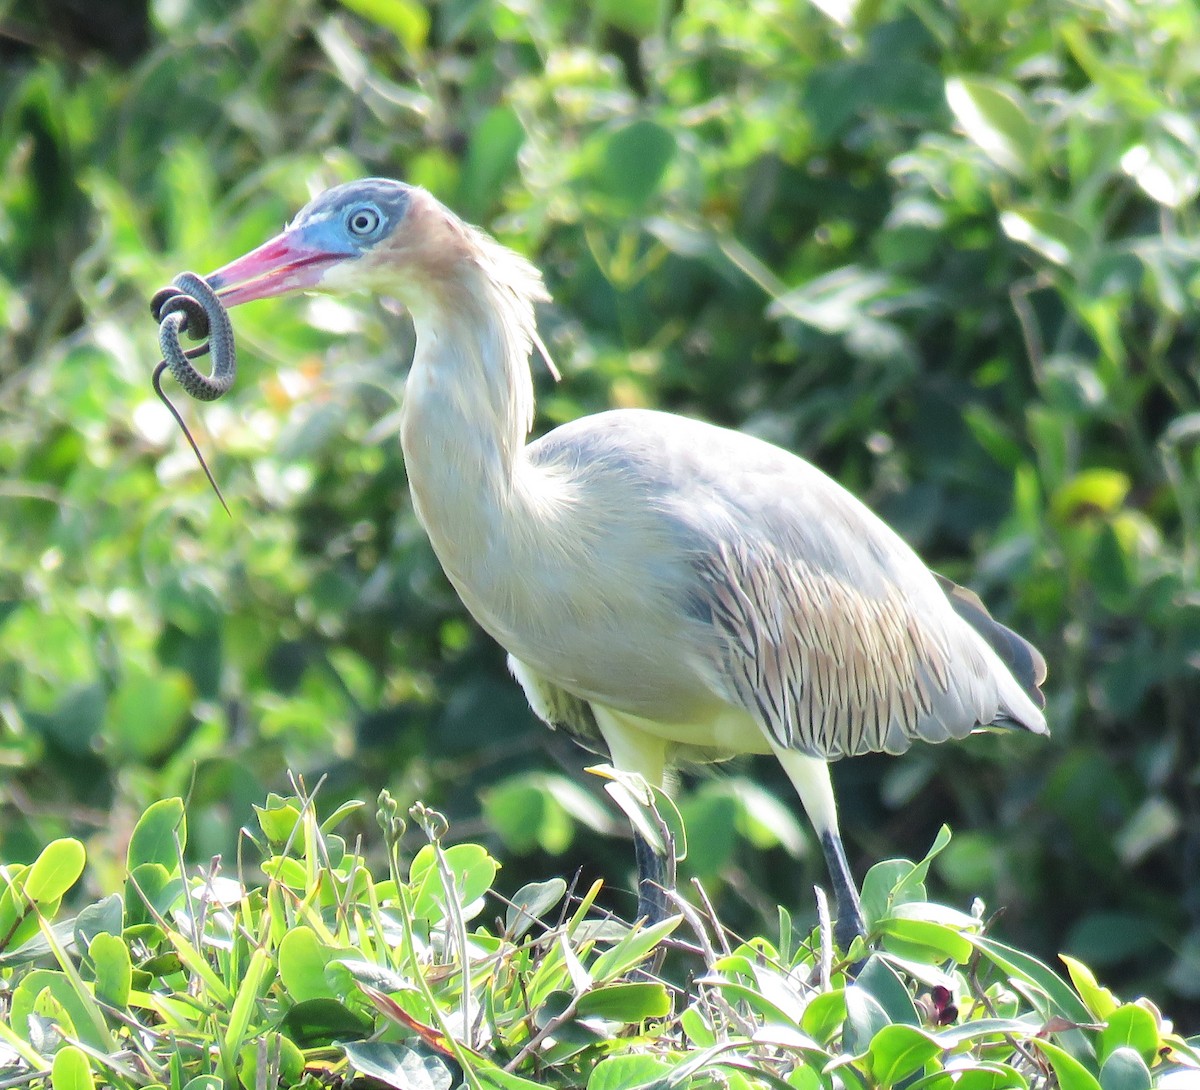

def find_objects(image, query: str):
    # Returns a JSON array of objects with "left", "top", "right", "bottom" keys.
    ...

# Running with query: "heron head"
[{"left": 207, "top": 178, "right": 464, "bottom": 308}]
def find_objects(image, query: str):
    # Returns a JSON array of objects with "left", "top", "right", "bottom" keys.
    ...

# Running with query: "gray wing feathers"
[{"left": 693, "top": 536, "right": 1046, "bottom": 761}]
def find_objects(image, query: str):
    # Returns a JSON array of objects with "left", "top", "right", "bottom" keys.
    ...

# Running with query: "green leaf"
[
  {"left": 1098, "top": 1004, "right": 1160, "bottom": 1066},
  {"left": 239, "top": 1032, "right": 306, "bottom": 1089},
  {"left": 705, "top": 979, "right": 807, "bottom": 1032},
  {"left": 127, "top": 798, "right": 186, "bottom": 875},
  {"left": 950, "top": 1065, "right": 1030, "bottom": 1090},
  {"left": 1032, "top": 1040, "right": 1102, "bottom": 1090},
  {"left": 89, "top": 933, "right": 131, "bottom": 1009},
  {"left": 279, "top": 921, "right": 338, "bottom": 998},
  {"left": 124, "top": 863, "right": 174, "bottom": 926},
  {"left": 261, "top": 856, "right": 308, "bottom": 889},
  {"left": 336, "top": 0, "right": 428, "bottom": 54},
  {"left": 0, "top": 870, "right": 33, "bottom": 951},
  {"left": 844, "top": 984, "right": 891, "bottom": 1055},
  {"left": 224, "top": 947, "right": 271, "bottom": 1057},
  {"left": 801, "top": 989, "right": 846, "bottom": 1043},
  {"left": 278, "top": 925, "right": 337, "bottom": 1002},
  {"left": 786, "top": 1065, "right": 829, "bottom": 1090},
  {"left": 933, "top": 1017, "right": 1038, "bottom": 1048},
  {"left": 1099, "top": 1047, "right": 1152, "bottom": 1090},
  {"left": 1120, "top": 116, "right": 1200, "bottom": 209},
  {"left": 74, "top": 896, "right": 123, "bottom": 955},
  {"left": 283, "top": 998, "right": 373, "bottom": 1048},
  {"left": 254, "top": 799, "right": 302, "bottom": 847},
  {"left": 331, "top": 957, "right": 413, "bottom": 995},
  {"left": 593, "top": 0, "right": 665, "bottom": 37},
  {"left": 457, "top": 105, "right": 525, "bottom": 221},
  {"left": 506, "top": 878, "right": 567, "bottom": 939},
  {"left": 484, "top": 780, "right": 575, "bottom": 855},
  {"left": 861, "top": 861, "right": 921, "bottom": 925},
  {"left": 408, "top": 843, "right": 499, "bottom": 922},
  {"left": 51, "top": 1045, "right": 94, "bottom": 1090},
  {"left": 856, "top": 958, "right": 921, "bottom": 1025},
  {"left": 23, "top": 839, "right": 86, "bottom": 904},
  {"left": 0, "top": 915, "right": 78, "bottom": 968},
  {"left": 476, "top": 1066, "right": 548, "bottom": 1090},
  {"left": 576, "top": 982, "right": 672, "bottom": 1022},
  {"left": 972, "top": 936, "right": 1093, "bottom": 1023},
  {"left": 343, "top": 1042, "right": 455, "bottom": 1090},
  {"left": 587, "top": 1053, "right": 676, "bottom": 1090},
  {"left": 319, "top": 799, "right": 366, "bottom": 834},
  {"left": 105, "top": 667, "right": 194, "bottom": 762},
  {"left": 879, "top": 916, "right": 973, "bottom": 965},
  {"left": 589, "top": 916, "right": 680, "bottom": 982},
  {"left": 1061, "top": 955, "right": 1120, "bottom": 1020},
  {"left": 597, "top": 120, "right": 677, "bottom": 209},
  {"left": 11, "top": 970, "right": 109, "bottom": 1051},
  {"left": 867, "top": 1024, "right": 942, "bottom": 1085},
  {"left": 1052, "top": 469, "right": 1130, "bottom": 521},
  {"left": 1000, "top": 208, "right": 1090, "bottom": 267},
  {"left": 945, "top": 76, "right": 1037, "bottom": 176},
  {"left": 681, "top": 1002, "right": 716, "bottom": 1047}
]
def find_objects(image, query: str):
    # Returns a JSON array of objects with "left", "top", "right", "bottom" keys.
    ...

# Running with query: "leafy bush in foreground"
[
  {"left": 1, "top": 790, "right": 1196, "bottom": 1089},
  {"left": 2, "top": 0, "right": 1198, "bottom": 1018}
]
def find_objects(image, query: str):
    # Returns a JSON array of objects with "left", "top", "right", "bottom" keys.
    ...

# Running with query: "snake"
[{"left": 150, "top": 272, "right": 236, "bottom": 513}]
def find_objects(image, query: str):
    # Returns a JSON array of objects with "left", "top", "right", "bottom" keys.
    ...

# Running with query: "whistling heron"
[{"left": 205, "top": 178, "right": 1048, "bottom": 949}]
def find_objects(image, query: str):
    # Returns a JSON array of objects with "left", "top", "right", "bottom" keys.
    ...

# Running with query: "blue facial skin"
[{"left": 290, "top": 179, "right": 412, "bottom": 257}]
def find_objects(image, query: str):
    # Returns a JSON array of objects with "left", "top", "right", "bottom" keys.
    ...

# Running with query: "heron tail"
[{"left": 934, "top": 574, "right": 1048, "bottom": 725}]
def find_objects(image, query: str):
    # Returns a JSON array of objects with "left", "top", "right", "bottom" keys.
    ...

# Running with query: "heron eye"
[{"left": 347, "top": 206, "right": 382, "bottom": 237}]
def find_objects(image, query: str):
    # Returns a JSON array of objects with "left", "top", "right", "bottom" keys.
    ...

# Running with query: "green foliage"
[
  {"left": 2, "top": 796, "right": 1199, "bottom": 1089},
  {"left": 1, "top": 0, "right": 1198, "bottom": 1037}
]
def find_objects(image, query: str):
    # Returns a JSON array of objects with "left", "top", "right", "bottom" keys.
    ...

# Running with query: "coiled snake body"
[{"left": 151, "top": 272, "right": 237, "bottom": 511}]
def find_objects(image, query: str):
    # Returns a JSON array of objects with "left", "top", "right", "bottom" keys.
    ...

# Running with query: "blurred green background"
[{"left": 2, "top": 0, "right": 1198, "bottom": 1020}]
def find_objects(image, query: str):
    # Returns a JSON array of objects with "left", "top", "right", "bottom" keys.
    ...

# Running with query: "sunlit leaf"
[
  {"left": 843, "top": 984, "right": 891, "bottom": 1055},
  {"left": 946, "top": 77, "right": 1037, "bottom": 176},
  {"left": 1000, "top": 209, "right": 1090, "bottom": 267},
  {"left": 1098, "top": 1004, "right": 1160, "bottom": 1066},
  {"left": 337, "top": 0, "right": 429, "bottom": 53},
  {"left": 867, "top": 1023, "right": 941, "bottom": 1084},
  {"left": 587, "top": 1053, "right": 677, "bottom": 1090},
  {"left": 126, "top": 799, "right": 186, "bottom": 875},
  {"left": 1031, "top": 1040, "right": 1102, "bottom": 1090},
  {"left": 89, "top": 933, "right": 131, "bottom": 1009},
  {"left": 577, "top": 982, "right": 671, "bottom": 1022},
  {"left": 50, "top": 1045, "right": 94, "bottom": 1090},
  {"left": 23, "top": 839, "right": 85, "bottom": 904},
  {"left": 279, "top": 926, "right": 338, "bottom": 1002}
]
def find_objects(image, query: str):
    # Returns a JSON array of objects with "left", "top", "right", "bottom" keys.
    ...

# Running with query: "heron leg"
[
  {"left": 592, "top": 707, "right": 674, "bottom": 923},
  {"left": 633, "top": 826, "right": 675, "bottom": 924},
  {"left": 820, "top": 827, "right": 867, "bottom": 951},
  {"left": 771, "top": 746, "right": 867, "bottom": 952}
]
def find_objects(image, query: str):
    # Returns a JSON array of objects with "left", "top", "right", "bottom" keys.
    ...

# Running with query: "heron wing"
[
  {"left": 635, "top": 420, "right": 1047, "bottom": 760},
  {"left": 687, "top": 531, "right": 1045, "bottom": 760},
  {"left": 526, "top": 409, "right": 1047, "bottom": 759}
]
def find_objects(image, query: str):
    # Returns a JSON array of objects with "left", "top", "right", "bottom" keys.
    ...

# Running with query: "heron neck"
[{"left": 398, "top": 272, "right": 542, "bottom": 584}]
